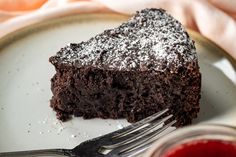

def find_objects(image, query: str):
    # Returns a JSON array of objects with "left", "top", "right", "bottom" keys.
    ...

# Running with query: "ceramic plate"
[{"left": 0, "top": 14, "right": 235, "bottom": 153}]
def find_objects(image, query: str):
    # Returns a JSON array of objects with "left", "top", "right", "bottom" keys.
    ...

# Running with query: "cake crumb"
[{"left": 39, "top": 131, "right": 44, "bottom": 135}]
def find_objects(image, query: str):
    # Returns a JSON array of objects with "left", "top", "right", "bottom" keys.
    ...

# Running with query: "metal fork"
[{"left": 0, "top": 109, "right": 176, "bottom": 157}]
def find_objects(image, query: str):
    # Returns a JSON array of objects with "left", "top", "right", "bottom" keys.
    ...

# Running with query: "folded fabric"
[{"left": 0, "top": 0, "right": 235, "bottom": 60}]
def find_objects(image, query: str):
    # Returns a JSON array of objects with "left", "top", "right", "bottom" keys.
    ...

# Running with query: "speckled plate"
[{"left": 0, "top": 14, "right": 235, "bottom": 153}]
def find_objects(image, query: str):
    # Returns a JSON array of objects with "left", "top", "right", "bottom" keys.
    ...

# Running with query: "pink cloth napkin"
[{"left": 0, "top": 0, "right": 236, "bottom": 60}]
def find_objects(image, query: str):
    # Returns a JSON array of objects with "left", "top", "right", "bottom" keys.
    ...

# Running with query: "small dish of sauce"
[
  {"left": 162, "top": 140, "right": 236, "bottom": 157},
  {"left": 145, "top": 125, "right": 236, "bottom": 157}
]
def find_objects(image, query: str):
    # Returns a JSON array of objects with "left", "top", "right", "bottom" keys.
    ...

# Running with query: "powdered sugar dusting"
[
  {"left": 152, "top": 43, "right": 168, "bottom": 59},
  {"left": 51, "top": 9, "right": 197, "bottom": 72}
]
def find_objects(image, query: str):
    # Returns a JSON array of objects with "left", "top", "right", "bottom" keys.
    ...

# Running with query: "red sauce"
[{"left": 161, "top": 140, "right": 236, "bottom": 157}]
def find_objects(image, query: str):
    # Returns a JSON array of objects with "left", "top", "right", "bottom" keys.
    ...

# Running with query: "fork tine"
[
  {"left": 122, "top": 123, "right": 176, "bottom": 157},
  {"left": 103, "top": 114, "right": 173, "bottom": 149},
  {"left": 120, "top": 120, "right": 176, "bottom": 155},
  {"left": 108, "top": 120, "right": 176, "bottom": 156},
  {"left": 112, "top": 109, "right": 169, "bottom": 138}
]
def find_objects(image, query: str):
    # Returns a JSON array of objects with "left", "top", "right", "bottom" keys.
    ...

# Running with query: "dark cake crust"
[
  {"left": 50, "top": 8, "right": 197, "bottom": 73},
  {"left": 49, "top": 8, "right": 201, "bottom": 126}
]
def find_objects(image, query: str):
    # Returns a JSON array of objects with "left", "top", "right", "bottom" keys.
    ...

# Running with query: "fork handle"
[{"left": 0, "top": 149, "right": 74, "bottom": 157}]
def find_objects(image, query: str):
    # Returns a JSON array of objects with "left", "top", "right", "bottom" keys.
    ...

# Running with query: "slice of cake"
[{"left": 49, "top": 8, "right": 201, "bottom": 126}]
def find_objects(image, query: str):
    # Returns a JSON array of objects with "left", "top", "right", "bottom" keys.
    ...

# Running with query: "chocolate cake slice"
[{"left": 49, "top": 8, "right": 201, "bottom": 126}]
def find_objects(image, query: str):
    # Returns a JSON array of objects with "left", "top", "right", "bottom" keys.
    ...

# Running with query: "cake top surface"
[{"left": 50, "top": 8, "right": 197, "bottom": 72}]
